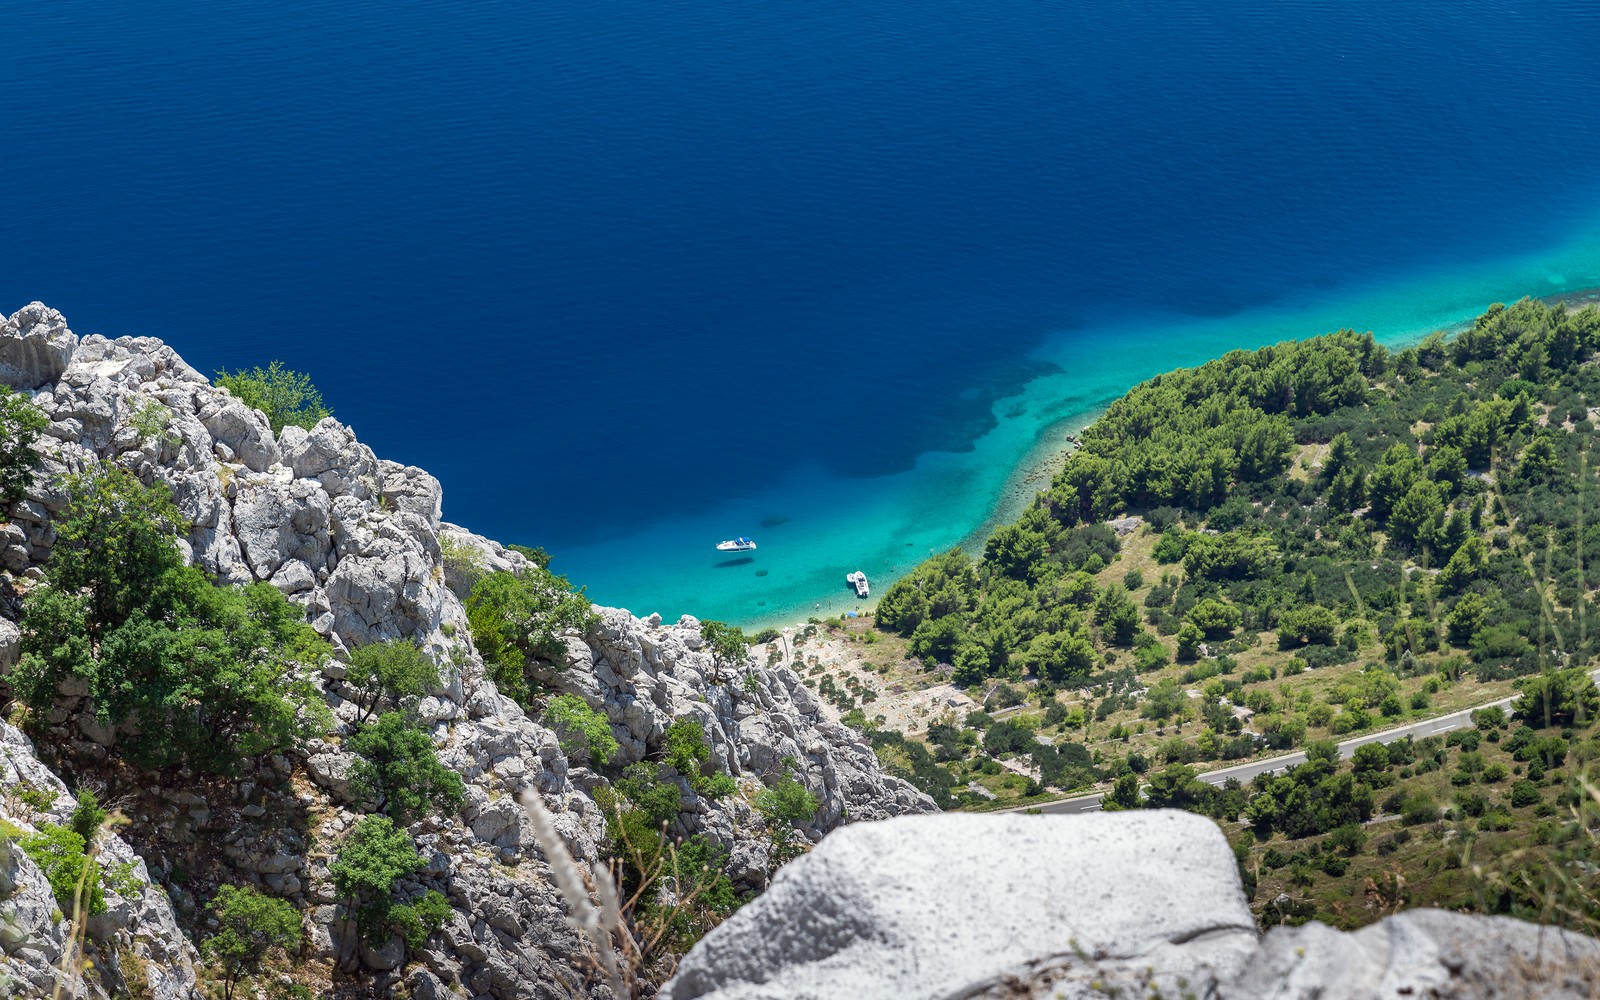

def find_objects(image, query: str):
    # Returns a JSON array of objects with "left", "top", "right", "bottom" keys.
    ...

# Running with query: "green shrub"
[
  {"left": 388, "top": 890, "right": 452, "bottom": 949},
  {"left": 465, "top": 569, "right": 599, "bottom": 706},
  {"left": 543, "top": 694, "right": 619, "bottom": 767},
  {"left": 347, "top": 712, "right": 465, "bottom": 824},
  {"left": 69, "top": 789, "right": 107, "bottom": 846},
  {"left": 346, "top": 640, "right": 440, "bottom": 725},
  {"left": 0, "top": 386, "right": 47, "bottom": 504},
  {"left": 330, "top": 816, "right": 443, "bottom": 947},
  {"left": 130, "top": 399, "right": 179, "bottom": 450},
  {"left": 21, "top": 824, "right": 104, "bottom": 916},
  {"left": 755, "top": 776, "right": 819, "bottom": 825},
  {"left": 15, "top": 782, "right": 56, "bottom": 814},
  {"left": 437, "top": 534, "right": 486, "bottom": 588},
  {"left": 701, "top": 772, "right": 738, "bottom": 799},
  {"left": 1401, "top": 794, "right": 1439, "bottom": 826},
  {"left": 204, "top": 885, "right": 302, "bottom": 1000},
  {"left": 664, "top": 719, "right": 714, "bottom": 787},
  {"left": 505, "top": 543, "right": 552, "bottom": 568},
  {"left": 700, "top": 620, "right": 751, "bottom": 676},
  {"left": 13, "top": 467, "right": 332, "bottom": 773},
  {"left": 1510, "top": 779, "right": 1542, "bottom": 808},
  {"left": 215, "top": 361, "right": 331, "bottom": 433}
]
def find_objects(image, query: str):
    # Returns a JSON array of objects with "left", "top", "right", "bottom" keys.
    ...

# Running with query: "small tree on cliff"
[
  {"left": 0, "top": 386, "right": 46, "bottom": 504},
  {"left": 699, "top": 620, "right": 749, "bottom": 683},
  {"left": 204, "top": 885, "right": 302, "bottom": 1000},
  {"left": 465, "top": 567, "right": 598, "bottom": 707},
  {"left": 215, "top": 361, "right": 331, "bottom": 434},
  {"left": 346, "top": 712, "right": 465, "bottom": 824},
  {"left": 345, "top": 639, "right": 440, "bottom": 726},
  {"left": 13, "top": 466, "right": 330, "bottom": 773}
]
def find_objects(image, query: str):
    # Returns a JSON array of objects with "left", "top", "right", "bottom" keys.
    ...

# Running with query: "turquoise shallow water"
[
  {"left": 560, "top": 215, "right": 1600, "bottom": 628},
  {"left": 5, "top": 1, "right": 1600, "bottom": 627}
]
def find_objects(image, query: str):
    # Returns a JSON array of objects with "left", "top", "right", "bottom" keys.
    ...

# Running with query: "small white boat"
[
  {"left": 716, "top": 537, "right": 757, "bottom": 552},
  {"left": 847, "top": 570, "right": 869, "bottom": 598}
]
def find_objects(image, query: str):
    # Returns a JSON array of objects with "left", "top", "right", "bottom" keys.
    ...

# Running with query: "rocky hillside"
[{"left": 0, "top": 302, "right": 934, "bottom": 999}]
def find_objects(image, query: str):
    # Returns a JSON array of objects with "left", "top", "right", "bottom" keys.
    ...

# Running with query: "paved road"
[{"left": 1009, "top": 672, "right": 1600, "bottom": 816}]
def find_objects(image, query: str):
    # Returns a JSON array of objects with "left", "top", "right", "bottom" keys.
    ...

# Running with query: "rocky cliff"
[{"left": 0, "top": 302, "right": 935, "bottom": 999}]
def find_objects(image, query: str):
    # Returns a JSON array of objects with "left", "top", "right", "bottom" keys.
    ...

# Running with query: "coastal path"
[{"left": 1008, "top": 670, "right": 1600, "bottom": 816}]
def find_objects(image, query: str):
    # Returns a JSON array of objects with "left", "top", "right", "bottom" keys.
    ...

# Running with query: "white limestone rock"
[
  {"left": 231, "top": 475, "right": 332, "bottom": 580},
  {"left": 0, "top": 302, "right": 77, "bottom": 389},
  {"left": 662, "top": 811, "right": 1257, "bottom": 1000},
  {"left": 280, "top": 416, "right": 380, "bottom": 499},
  {"left": 380, "top": 460, "right": 444, "bottom": 525},
  {"left": 197, "top": 394, "right": 279, "bottom": 472},
  {"left": 0, "top": 615, "right": 20, "bottom": 671},
  {"left": 0, "top": 722, "right": 200, "bottom": 1000},
  {"left": 1233, "top": 909, "right": 1600, "bottom": 1000},
  {"left": 664, "top": 810, "right": 1600, "bottom": 1000}
]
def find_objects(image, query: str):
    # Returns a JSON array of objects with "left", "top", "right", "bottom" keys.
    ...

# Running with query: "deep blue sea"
[{"left": 4, "top": 0, "right": 1600, "bottom": 626}]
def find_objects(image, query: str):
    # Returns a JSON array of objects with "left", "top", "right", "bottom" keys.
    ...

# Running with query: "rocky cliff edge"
[{"left": 0, "top": 302, "right": 935, "bottom": 999}]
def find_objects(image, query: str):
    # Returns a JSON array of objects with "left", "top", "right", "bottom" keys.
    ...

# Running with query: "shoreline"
[{"left": 738, "top": 286, "right": 1600, "bottom": 632}]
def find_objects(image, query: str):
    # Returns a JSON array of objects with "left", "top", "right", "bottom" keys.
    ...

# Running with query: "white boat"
[
  {"left": 716, "top": 537, "right": 757, "bottom": 552},
  {"left": 847, "top": 570, "right": 869, "bottom": 598}
]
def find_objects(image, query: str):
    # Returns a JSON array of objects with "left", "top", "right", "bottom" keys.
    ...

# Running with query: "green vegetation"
[
  {"left": 855, "top": 296, "right": 1600, "bottom": 931},
  {"left": 215, "top": 361, "right": 332, "bottom": 434},
  {"left": 699, "top": 620, "right": 750, "bottom": 680},
  {"left": 344, "top": 639, "right": 440, "bottom": 726},
  {"left": 506, "top": 542, "right": 552, "bottom": 568},
  {"left": 596, "top": 763, "right": 739, "bottom": 957},
  {"left": 68, "top": 789, "right": 107, "bottom": 846},
  {"left": 330, "top": 815, "right": 449, "bottom": 949},
  {"left": 577, "top": 715, "right": 752, "bottom": 956},
  {"left": 11, "top": 466, "right": 331, "bottom": 773},
  {"left": 346, "top": 711, "right": 465, "bottom": 824},
  {"left": 1129, "top": 688, "right": 1600, "bottom": 930},
  {"left": 19, "top": 823, "right": 105, "bottom": 916},
  {"left": 754, "top": 775, "right": 819, "bottom": 824},
  {"left": 543, "top": 694, "right": 619, "bottom": 766},
  {"left": 664, "top": 719, "right": 716, "bottom": 792},
  {"left": 0, "top": 385, "right": 47, "bottom": 503},
  {"left": 130, "top": 399, "right": 180, "bottom": 451},
  {"left": 753, "top": 772, "right": 820, "bottom": 864},
  {"left": 464, "top": 567, "right": 599, "bottom": 706},
  {"left": 203, "top": 885, "right": 302, "bottom": 1000}
]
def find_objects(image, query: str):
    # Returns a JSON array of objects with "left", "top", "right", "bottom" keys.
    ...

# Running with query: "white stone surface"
[{"left": 662, "top": 810, "right": 1257, "bottom": 1000}]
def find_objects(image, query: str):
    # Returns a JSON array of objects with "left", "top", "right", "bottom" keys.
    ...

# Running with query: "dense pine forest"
[{"left": 811, "top": 297, "right": 1600, "bottom": 931}]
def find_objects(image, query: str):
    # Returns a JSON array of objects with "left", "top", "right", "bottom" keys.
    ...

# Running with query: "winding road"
[{"left": 1009, "top": 672, "right": 1600, "bottom": 816}]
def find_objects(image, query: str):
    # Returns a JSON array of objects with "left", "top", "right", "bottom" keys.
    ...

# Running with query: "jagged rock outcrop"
[
  {"left": 660, "top": 811, "right": 1600, "bottom": 1000},
  {"left": 0, "top": 302, "right": 935, "bottom": 998},
  {"left": 1, "top": 722, "right": 198, "bottom": 1000}
]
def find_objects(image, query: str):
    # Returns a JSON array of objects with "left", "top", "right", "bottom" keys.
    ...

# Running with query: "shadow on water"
[
  {"left": 760, "top": 515, "right": 790, "bottom": 528},
  {"left": 714, "top": 556, "right": 756, "bottom": 568}
]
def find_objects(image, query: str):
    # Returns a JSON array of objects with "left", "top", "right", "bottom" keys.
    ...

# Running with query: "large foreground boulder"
[
  {"left": 660, "top": 811, "right": 1600, "bottom": 1000},
  {"left": 661, "top": 810, "right": 1258, "bottom": 1000}
]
